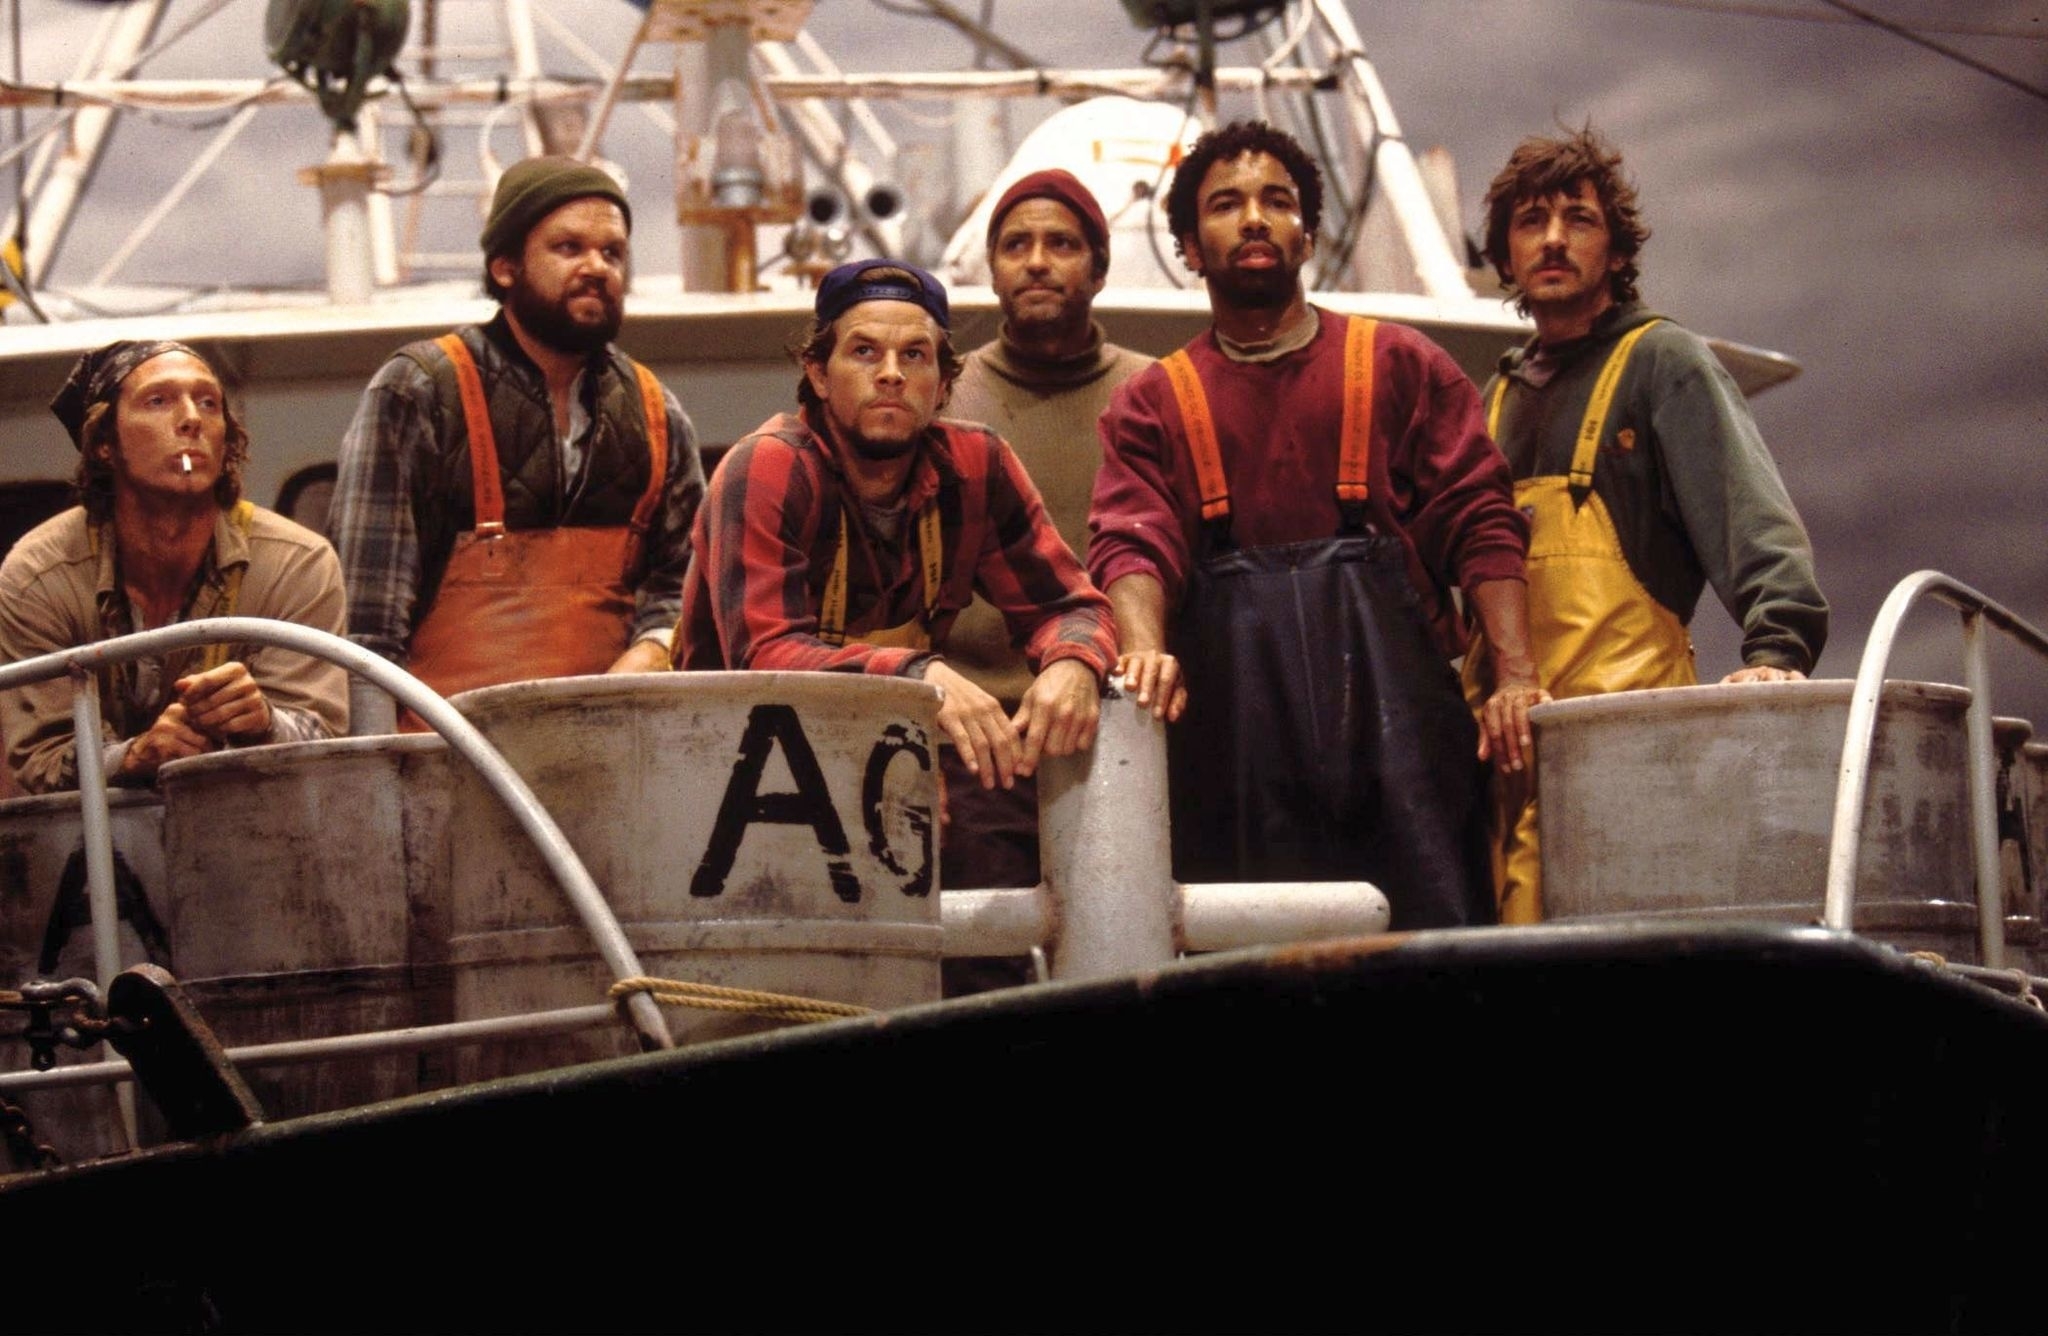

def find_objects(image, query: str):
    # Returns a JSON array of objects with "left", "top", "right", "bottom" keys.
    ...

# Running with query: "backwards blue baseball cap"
[{"left": 815, "top": 258, "right": 950, "bottom": 331}]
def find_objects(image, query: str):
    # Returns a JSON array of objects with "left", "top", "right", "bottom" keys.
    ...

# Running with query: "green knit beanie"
[{"left": 479, "top": 156, "right": 632, "bottom": 258}]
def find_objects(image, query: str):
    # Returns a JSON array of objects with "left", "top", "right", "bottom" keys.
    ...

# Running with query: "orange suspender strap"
[
  {"left": 622, "top": 361, "right": 671, "bottom": 580},
  {"left": 1336, "top": 316, "right": 1377, "bottom": 513},
  {"left": 435, "top": 334, "right": 505, "bottom": 537},
  {"left": 1160, "top": 349, "right": 1232, "bottom": 525}
]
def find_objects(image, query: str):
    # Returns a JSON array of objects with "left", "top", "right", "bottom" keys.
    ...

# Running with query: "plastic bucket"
[
  {"left": 445, "top": 672, "right": 942, "bottom": 1079},
  {"left": 1533, "top": 680, "right": 1988, "bottom": 961},
  {"left": 157, "top": 735, "right": 452, "bottom": 1119}
]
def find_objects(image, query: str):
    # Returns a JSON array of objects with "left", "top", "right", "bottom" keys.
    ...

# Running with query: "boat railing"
[
  {"left": 1825, "top": 571, "right": 2048, "bottom": 968},
  {"left": 1, "top": 619, "right": 1389, "bottom": 1113},
  {"left": 0, "top": 618, "right": 675, "bottom": 1054}
]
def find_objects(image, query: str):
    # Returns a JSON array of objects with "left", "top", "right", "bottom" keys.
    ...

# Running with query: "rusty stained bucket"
[
  {"left": 1991, "top": 718, "right": 2038, "bottom": 969},
  {"left": 445, "top": 672, "right": 941, "bottom": 1080},
  {"left": 1533, "top": 680, "right": 1993, "bottom": 961},
  {"left": 2019, "top": 738, "right": 2048, "bottom": 974},
  {"left": 0, "top": 789, "right": 169, "bottom": 1169},
  {"left": 157, "top": 735, "right": 452, "bottom": 1120}
]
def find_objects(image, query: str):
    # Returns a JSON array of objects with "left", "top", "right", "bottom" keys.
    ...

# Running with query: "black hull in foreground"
[{"left": 5, "top": 923, "right": 2045, "bottom": 1334}]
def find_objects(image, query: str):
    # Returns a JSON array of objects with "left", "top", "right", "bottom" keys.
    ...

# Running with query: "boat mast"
[{"left": 5, "top": 0, "right": 169, "bottom": 287}]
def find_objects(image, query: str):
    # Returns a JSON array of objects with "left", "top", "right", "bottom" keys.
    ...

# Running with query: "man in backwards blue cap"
[{"left": 676, "top": 258, "right": 1116, "bottom": 795}]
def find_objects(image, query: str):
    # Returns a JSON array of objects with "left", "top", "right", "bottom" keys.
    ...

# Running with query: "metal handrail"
[
  {"left": 0, "top": 618, "right": 673, "bottom": 1052},
  {"left": 1823, "top": 571, "right": 2048, "bottom": 969}
]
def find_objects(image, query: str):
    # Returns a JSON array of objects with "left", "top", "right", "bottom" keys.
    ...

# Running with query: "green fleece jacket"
[{"left": 1487, "top": 301, "right": 1827, "bottom": 673}]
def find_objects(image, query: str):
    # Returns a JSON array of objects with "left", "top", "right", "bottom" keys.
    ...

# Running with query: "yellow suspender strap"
[
  {"left": 1336, "top": 317, "right": 1377, "bottom": 508},
  {"left": 1161, "top": 349, "right": 1231, "bottom": 523},
  {"left": 818, "top": 500, "right": 943, "bottom": 647},
  {"left": 622, "top": 361, "right": 671, "bottom": 579},
  {"left": 197, "top": 501, "right": 256, "bottom": 673},
  {"left": 1485, "top": 376, "right": 1510, "bottom": 442},
  {"left": 1570, "top": 319, "right": 1662, "bottom": 492},
  {"left": 436, "top": 334, "right": 505, "bottom": 536}
]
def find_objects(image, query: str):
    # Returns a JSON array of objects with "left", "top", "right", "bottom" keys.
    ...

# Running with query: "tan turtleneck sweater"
[{"left": 941, "top": 322, "right": 1153, "bottom": 704}]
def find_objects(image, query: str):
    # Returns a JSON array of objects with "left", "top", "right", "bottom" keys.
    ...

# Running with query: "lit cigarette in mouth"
[{"left": 179, "top": 452, "right": 193, "bottom": 474}]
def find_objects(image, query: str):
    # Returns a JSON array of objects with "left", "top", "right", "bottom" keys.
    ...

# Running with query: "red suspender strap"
[
  {"left": 623, "top": 361, "right": 671, "bottom": 579},
  {"left": 1160, "top": 349, "right": 1231, "bottom": 524},
  {"left": 1337, "top": 316, "right": 1377, "bottom": 508},
  {"left": 436, "top": 334, "right": 505, "bottom": 536}
]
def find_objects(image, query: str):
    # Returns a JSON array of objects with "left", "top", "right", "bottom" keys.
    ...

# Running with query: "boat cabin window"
[{"left": 276, "top": 463, "right": 337, "bottom": 539}]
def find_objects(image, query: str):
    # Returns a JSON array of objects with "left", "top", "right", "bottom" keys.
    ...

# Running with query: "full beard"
[
  {"left": 508, "top": 274, "right": 623, "bottom": 356},
  {"left": 1206, "top": 263, "right": 1299, "bottom": 311}
]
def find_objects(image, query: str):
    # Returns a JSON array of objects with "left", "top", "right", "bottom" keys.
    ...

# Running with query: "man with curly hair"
[
  {"left": 0, "top": 341, "right": 347, "bottom": 792},
  {"left": 1088, "top": 121, "right": 1544, "bottom": 929},
  {"left": 1469, "top": 127, "right": 1828, "bottom": 920}
]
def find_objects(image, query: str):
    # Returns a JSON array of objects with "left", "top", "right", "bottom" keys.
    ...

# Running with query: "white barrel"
[
  {"left": 1534, "top": 680, "right": 1988, "bottom": 961},
  {"left": 2019, "top": 738, "right": 2048, "bottom": 972},
  {"left": 0, "top": 789, "right": 167, "bottom": 1168},
  {"left": 446, "top": 673, "right": 942, "bottom": 1079},
  {"left": 1991, "top": 718, "right": 2037, "bottom": 967},
  {"left": 158, "top": 735, "right": 452, "bottom": 1118}
]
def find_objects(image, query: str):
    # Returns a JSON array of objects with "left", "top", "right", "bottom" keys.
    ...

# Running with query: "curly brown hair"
[
  {"left": 1165, "top": 120, "right": 1324, "bottom": 261},
  {"left": 72, "top": 377, "right": 249, "bottom": 523},
  {"left": 1482, "top": 127, "right": 1649, "bottom": 315}
]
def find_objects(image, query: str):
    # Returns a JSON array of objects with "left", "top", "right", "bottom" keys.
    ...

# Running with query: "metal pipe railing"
[
  {"left": 0, "top": 618, "right": 673, "bottom": 1052},
  {"left": 1822, "top": 571, "right": 2048, "bottom": 970},
  {"left": 1, "top": 646, "right": 1391, "bottom": 1102},
  {"left": 0, "top": 1003, "right": 621, "bottom": 1096}
]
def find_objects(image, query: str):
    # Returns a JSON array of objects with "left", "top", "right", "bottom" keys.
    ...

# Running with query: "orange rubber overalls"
[{"left": 400, "top": 334, "right": 669, "bottom": 730}]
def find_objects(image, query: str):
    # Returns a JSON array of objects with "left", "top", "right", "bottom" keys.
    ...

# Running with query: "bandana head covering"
[
  {"left": 50, "top": 340, "right": 208, "bottom": 449},
  {"left": 814, "top": 259, "right": 950, "bottom": 331},
  {"left": 985, "top": 169, "right": 1110, "bottom": 271}
]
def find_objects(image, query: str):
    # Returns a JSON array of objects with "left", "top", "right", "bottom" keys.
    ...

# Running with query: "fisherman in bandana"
[{"left": 0, "top": 340, "right": 347, "bottom": 792}]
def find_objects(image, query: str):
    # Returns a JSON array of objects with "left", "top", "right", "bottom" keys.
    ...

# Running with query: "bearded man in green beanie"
[{"left": 330, "top": 155, "right": 705, "bottom": 731}]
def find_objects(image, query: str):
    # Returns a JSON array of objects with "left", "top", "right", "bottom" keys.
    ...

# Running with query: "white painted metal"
[
  {"left": 68, "top": 671, "right": 120, "bottom": 1003},
  {"left": 1311, "top": 0, "right": 1475, "bottom": 301},
  {"left": 1037, "top": 686, "right": 1177, "bottom": 980},
  {"left": 63, "top": 669, "right": 137, "bottom": 1148},
  {"left": 753, "top": 40, "right": 904, "bottom": 259},
  {"left": 310, "top": 130, "right": 381, "bottom": 305},
  {"left": 156, "top": 735, "right": 452, "bottom": 1117},
  {"left": 0, "top": 618, "right": 676, "bottom": 1052},
  {"left": 1822, "top": 572, "right": 2048, "bottom": 937},
  {"left": 0, "top": 1004, "right": 621, "bottom": 1097},
  {"left": 937, "top": 879, "right": 1386, "bottom": 959},
  {"left": 443, "top": 672, "right": 941, "bottom": 1075},
  {"left": 940, "top": 886, "right": 1053, "bottom": 959},
  {"left": 1541, "top": 678, "right": 1981, "bottom": 959},
  {"left": 1179, "top": 881, "right": 1387, "bottom": 952},
  {"left": 0, "top": 785, "right": 165, "bottom": 1160},
  {"left": 1963, "top": 616, "right": 2005, "bottom": 967},
  {"left": 12, "top": 0, "right": 167, "bottom": 279}
]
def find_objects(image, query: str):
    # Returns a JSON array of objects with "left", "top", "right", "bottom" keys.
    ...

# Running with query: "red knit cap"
[{"left": 985, "top": 169, "right": 1110, "bottom": 270}]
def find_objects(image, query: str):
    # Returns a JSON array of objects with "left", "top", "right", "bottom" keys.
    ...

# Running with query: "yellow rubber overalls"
[{"left": 1463, "top": 320, "right": 1697, "bottom": 923}]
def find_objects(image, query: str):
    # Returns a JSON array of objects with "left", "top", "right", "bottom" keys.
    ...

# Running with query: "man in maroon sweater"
[{"left": 1088, "top": 121, "right": 1547, "bottom": 928}]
